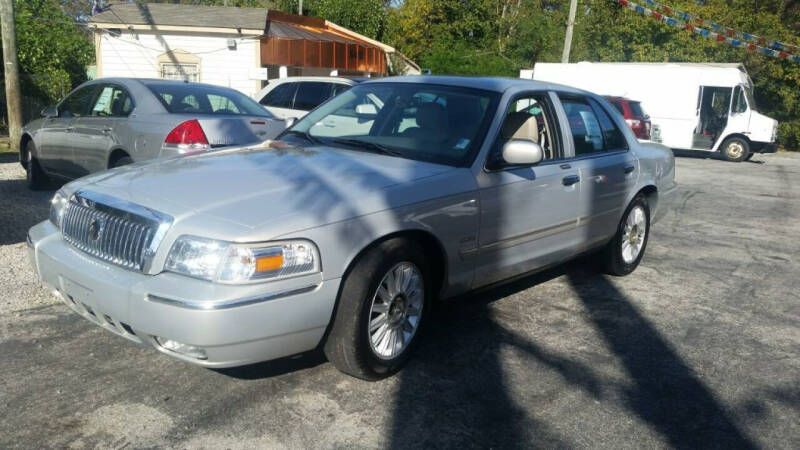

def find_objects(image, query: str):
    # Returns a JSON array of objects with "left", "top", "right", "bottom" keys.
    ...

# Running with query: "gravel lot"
[{"left": 1, "top": 151, "right": 799, "bottom": 448}]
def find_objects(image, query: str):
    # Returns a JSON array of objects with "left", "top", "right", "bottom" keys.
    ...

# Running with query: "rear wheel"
[
  {"left": 110, "top": 155, "right": 133, "bottom": 168},
  {"left": 25, "top": 141, "right": 49, "bottom": 190},
  {"left": 602, "top": 194, "right": 650, "bottom": 276},
  {"left": 324, "top": 238, "right": 430, "bottom": 380},
  {"left": 720, "top": 137, "right": 750, "bottom": 162}
]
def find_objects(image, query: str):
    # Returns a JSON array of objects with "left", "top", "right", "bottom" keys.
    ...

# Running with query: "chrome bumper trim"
[{"left": 147, "top": 284, "right": 320, "bottom": 310}]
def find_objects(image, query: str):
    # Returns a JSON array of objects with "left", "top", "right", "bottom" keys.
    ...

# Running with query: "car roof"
[
  {"left": 267, "top": 76, "right": 356, "bottom": 85},
  {"left": 604, "top": 95, "right": 640, "bottom": 103},
  {"left": 85, "top": 77, "right": 248, "bottom": 92},
  {"left": 362, "top": 75, "right": 587, "bottom": 94}
]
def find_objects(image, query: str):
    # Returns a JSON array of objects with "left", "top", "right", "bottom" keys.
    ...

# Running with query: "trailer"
[{"left": 522, "top": 62, "right": 778, "bottom": 161}]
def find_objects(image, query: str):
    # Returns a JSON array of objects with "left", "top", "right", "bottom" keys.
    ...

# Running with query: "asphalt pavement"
[{"left": 1, "top": 151, "right": 798, "bottom": 449}]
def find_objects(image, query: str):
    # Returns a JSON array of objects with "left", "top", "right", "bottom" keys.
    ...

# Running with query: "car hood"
[{"left": 69, "top": 142, "right": 458, "bottom": 238}]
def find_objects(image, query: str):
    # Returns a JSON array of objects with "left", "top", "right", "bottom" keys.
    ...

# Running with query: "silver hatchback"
[{"left": 19, "top": 78, "right": 288, "bottom": 189}]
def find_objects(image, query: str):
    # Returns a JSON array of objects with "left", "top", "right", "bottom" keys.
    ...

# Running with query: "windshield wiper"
[
  {"left": 284, "top": 129, "right": 318, "bottom": 145},
  {"left": 330, "top": 138, "right": 403, "bottom": 157}
]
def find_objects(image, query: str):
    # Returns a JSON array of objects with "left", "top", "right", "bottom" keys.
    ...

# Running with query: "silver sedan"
[
  {"left": 19, "top": 78, "right": 288, "bottom": 189},
  {"left": 27, "top": 76, "right": 677, "bottom": 380}
]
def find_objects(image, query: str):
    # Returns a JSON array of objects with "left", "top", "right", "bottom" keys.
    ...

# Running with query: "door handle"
[
  {"left": 102, "top": 127, "right": 113, "bottom": 134},
  {"left": 562, "top": 174, "right": 580, "bottom": 186},
  {"left": 624, "top": 164, "right": 635, "bottom": 174},
  {"left": 66, "top": 126, "right": 74, "bottom": 132},
  {"left": 559, "top": 163, "right": 572, "bottom": 170}
]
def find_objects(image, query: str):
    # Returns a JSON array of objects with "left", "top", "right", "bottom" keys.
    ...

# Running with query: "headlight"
[
  {"left": 164, "top": 236, "right": 319, "bottom": 283},
  {"left": 49, "top": 189, "right": 69, "bottom": 228}
]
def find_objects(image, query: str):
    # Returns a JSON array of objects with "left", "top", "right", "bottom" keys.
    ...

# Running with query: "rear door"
[
  {"left": 555, "top": 94, "right": 637, "bottom": 245},
  {"left": 38, "top": 84, "right": 98, "bottom": 177},
  {"left": 73, "top": 83, "right": 134, "bottom": 175}
]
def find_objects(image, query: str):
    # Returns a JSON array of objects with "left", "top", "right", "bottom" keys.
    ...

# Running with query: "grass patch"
[{"left": 0, "top": 136, "right": 11, "bottom": 154}]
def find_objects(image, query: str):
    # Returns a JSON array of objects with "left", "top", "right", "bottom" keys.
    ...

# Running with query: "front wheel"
[
  {"left": 602, "top": 194, "right": 650, "bottom": 276},
  {"left": 720, "top": 137, "right": 750, "bottom": 162},
  {"left": 25, "top": 141, "right": 50, "bottom": 190},
  {"left": 324, "top": 238, "right": 430, "bottom": 380}
]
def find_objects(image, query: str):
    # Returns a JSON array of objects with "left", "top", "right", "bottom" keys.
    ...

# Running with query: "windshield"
[
  {"left": 145, "top": 82, "right": 273, "bottom": 117},
  {"left": 285, "top": 83, "right": 500, "bottom": 167}
]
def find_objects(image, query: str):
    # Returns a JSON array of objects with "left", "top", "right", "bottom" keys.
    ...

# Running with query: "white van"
[{"left": 522, "top": 62, "right": 778, "bottom": 161}]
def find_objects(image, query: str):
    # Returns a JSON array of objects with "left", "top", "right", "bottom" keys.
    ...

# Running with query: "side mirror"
[
  {"left": 42, "top": 106, "right": 58, "bottom": 118},
  {"left": 502, "top": 140, "right": 544, "bottom": 166},
  {"left": 283, "top": 117, "right": 297, "bottom": 129},
  {"left": 355, "top": 103, "right": 378, "bottom": 118}
]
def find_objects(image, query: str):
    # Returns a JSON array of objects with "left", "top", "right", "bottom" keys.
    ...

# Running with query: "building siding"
[{"left": 98, "top": 32, "right": 261, "bottom": 97}]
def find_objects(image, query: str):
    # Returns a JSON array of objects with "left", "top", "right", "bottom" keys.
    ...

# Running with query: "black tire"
[
  {"left": 110, "top": 155, "right": 133, "bottom": 168},
  {"left": 25, "top": 141, "right": 50, "bottom": 190},
  {"left": 720, "top": 137, "right": 750, "bottom": 162},
  {"left": 324, "top": 238, "right": 431, "bottom": 380},
  {"left": 602, "top": 194, "right": 651, "bottom": 276}
]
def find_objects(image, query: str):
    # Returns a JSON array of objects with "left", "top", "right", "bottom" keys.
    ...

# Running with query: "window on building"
[{"left": 161, "top": 63, "right": 199, "bottom": 82}]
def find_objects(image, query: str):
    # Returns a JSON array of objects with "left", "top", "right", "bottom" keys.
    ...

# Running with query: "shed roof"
[{"left": 90, "top": 3, "right": 268, "bottom": 31}]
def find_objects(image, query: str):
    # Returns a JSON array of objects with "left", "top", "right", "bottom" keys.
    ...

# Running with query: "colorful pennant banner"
[{"left": 617, "top": 0, "right": 800, "bottom": 63}]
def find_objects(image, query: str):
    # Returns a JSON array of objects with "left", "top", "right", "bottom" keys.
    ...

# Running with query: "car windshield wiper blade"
[
  {"left": 284, "top": 129, "right": 318, "bottom": 145},
  {"left": 330, "top": 138, "right": 403, "bottom": 157}
]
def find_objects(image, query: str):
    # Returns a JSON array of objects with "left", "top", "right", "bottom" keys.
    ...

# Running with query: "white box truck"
[{"left": 522, "top": 62, "right": 778, "bottom": 161}]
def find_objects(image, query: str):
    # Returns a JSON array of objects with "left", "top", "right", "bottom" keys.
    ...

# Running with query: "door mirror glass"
[
  {"left": 355, "top": 103, "right": 378, "bottom": 118},
  {"left": 41, "top": 106, "right": 58, "bottom": 118},
  {"left": 502, "top": 140, "right": 544, "bottom": 166}
]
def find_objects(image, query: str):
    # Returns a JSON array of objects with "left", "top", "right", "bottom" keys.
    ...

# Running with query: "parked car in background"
[
  {"left": 255, "top": 76, "right": 366, "bottom": 120},
  {"left": 525, "top": 62, "right": 778, "bottom": 162},
  {"left": 19, "top": 78, "right": 289, "bottom": 189},
  {"left": 605, "top": 96, "right": 651, "bottom": 140},
  {"left": 28, "top": 76, "right": 676, "bottom": 380}
]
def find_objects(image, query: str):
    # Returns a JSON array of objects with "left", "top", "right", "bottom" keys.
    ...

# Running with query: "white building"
[{"left": 89, "top": 3, "right": 419, "bottom": 98}]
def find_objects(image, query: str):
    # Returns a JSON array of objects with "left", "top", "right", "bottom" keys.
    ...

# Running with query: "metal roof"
[{"left": 90, "top": 3, "right": 268, "bottom": 30}]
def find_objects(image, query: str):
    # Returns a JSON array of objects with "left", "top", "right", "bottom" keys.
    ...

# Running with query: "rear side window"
[
  {"left": 560, "top": 95, "right": 627, "bottom": 155},
  {"left": 90, "top": 85, "right": 134, "bottom": 117},
  {"left": 145, "top": 82, "right": 271, "bottom": 117},
  {"left": 260, "top": 82, "right": 297, "bottom": 108},
  {"left": 293, "top": 82, "right": 334, "bottom": 111}
]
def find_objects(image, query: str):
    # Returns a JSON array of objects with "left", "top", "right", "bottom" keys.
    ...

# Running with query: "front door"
[
  {"left": 556, "top": 94, "right": 638, "bottom": 245},
  {"left": 473, "top": 92, "right": 581, "bottom": 287},
  {"left": 39, "top": 84, "right": 98, "bottom": 177},
  {"left": 73, "top": 84, "right": 133, "bottom": 175},
  {"left": 719, "top": 85, "right": 752, "bottom": 149}
]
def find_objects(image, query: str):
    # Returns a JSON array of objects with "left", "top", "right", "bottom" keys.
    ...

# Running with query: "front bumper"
[{"left": 27, "top": 220, "right": 340, "bottom": 368}]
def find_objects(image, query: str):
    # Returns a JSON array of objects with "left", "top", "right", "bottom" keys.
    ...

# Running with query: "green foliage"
[
  {"left": 387, "top": 0, "right": 800, "bottom": 150},
  {"left": 313, "top": 0, "right": 387, "bottom": 39},
  {"left": 13, "top": 0, "right": 94, "bottom": 102}
]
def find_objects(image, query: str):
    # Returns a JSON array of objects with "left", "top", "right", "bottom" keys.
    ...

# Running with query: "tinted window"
[
  {"left": 289, "top": 83, "right": 499, "bottom": 167},
  {"left": 90, "top": 85, "right": 134, "bottom": 117},
  {"left": 294, "top": 82, "right": 333, "bottom": 111},
  {"left": 260, "top": 82, "right": 297, "bottom": 108},
  {"left": 60, "top": 85, "right": 98, "bottom": 118},
  {"left": 144, "top": 82, "right": 271, "bottom": 117},
  {"left": 332, "top": 83, "right": 352, "bottom": 97},
  {"left": 610, "top": 102, "right": 625, "bottom": 116}
]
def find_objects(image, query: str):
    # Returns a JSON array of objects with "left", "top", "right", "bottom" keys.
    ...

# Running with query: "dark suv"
[{"left": 605, "top": 96, "right": 651, "bottom": 140}]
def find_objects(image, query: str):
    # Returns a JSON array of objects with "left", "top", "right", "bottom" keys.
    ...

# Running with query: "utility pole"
[
  {"left": 561, "top": 0, "right": 578, "bottom": 63},
  {"left": 298, "top": 0, "right": 303, "bottom": 15},
  {"left": 0, "top": 0, "right": 23, "bottom": 153}
]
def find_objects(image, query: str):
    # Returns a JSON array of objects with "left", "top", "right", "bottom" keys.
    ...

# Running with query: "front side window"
[
  {"left": 293, "top": 82, "right": 333, "bottom": 111},
  {"left": 90, "top": 85, "right": 133, "bottom": 117},
  {"left": 144, "top": 82, "right": 272, "bottom": 117},
  {"left": 493, "top": 95, "right": 558, "bottom": 164},
  {"left": 60, "top": 85, "right": 98, "bottom": 118},
  {"left": 286, "top": 83, "right": 500, "bottom": 167},
  {"left": 732, "top": 86, "right": 748, "bottom": 114},
  {"left": 260, "top": 82, "right": 297, "bottom": 108},
  {"left": 161, "top": 63, "right": 199, "bottom": 82}
]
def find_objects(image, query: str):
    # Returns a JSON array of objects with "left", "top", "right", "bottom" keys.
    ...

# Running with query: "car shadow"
[{"left": 0, "top": 176, "right": 54, "bottom": 245}]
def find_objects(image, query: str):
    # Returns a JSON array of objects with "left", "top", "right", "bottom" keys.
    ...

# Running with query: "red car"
[{"left": 605, "top": 96, "right": 651, "bottom": 140}]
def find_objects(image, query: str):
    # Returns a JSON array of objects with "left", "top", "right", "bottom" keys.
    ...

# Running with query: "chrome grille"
[{"left": 61, "top": 191, "right": 172, "bottom": 272}]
